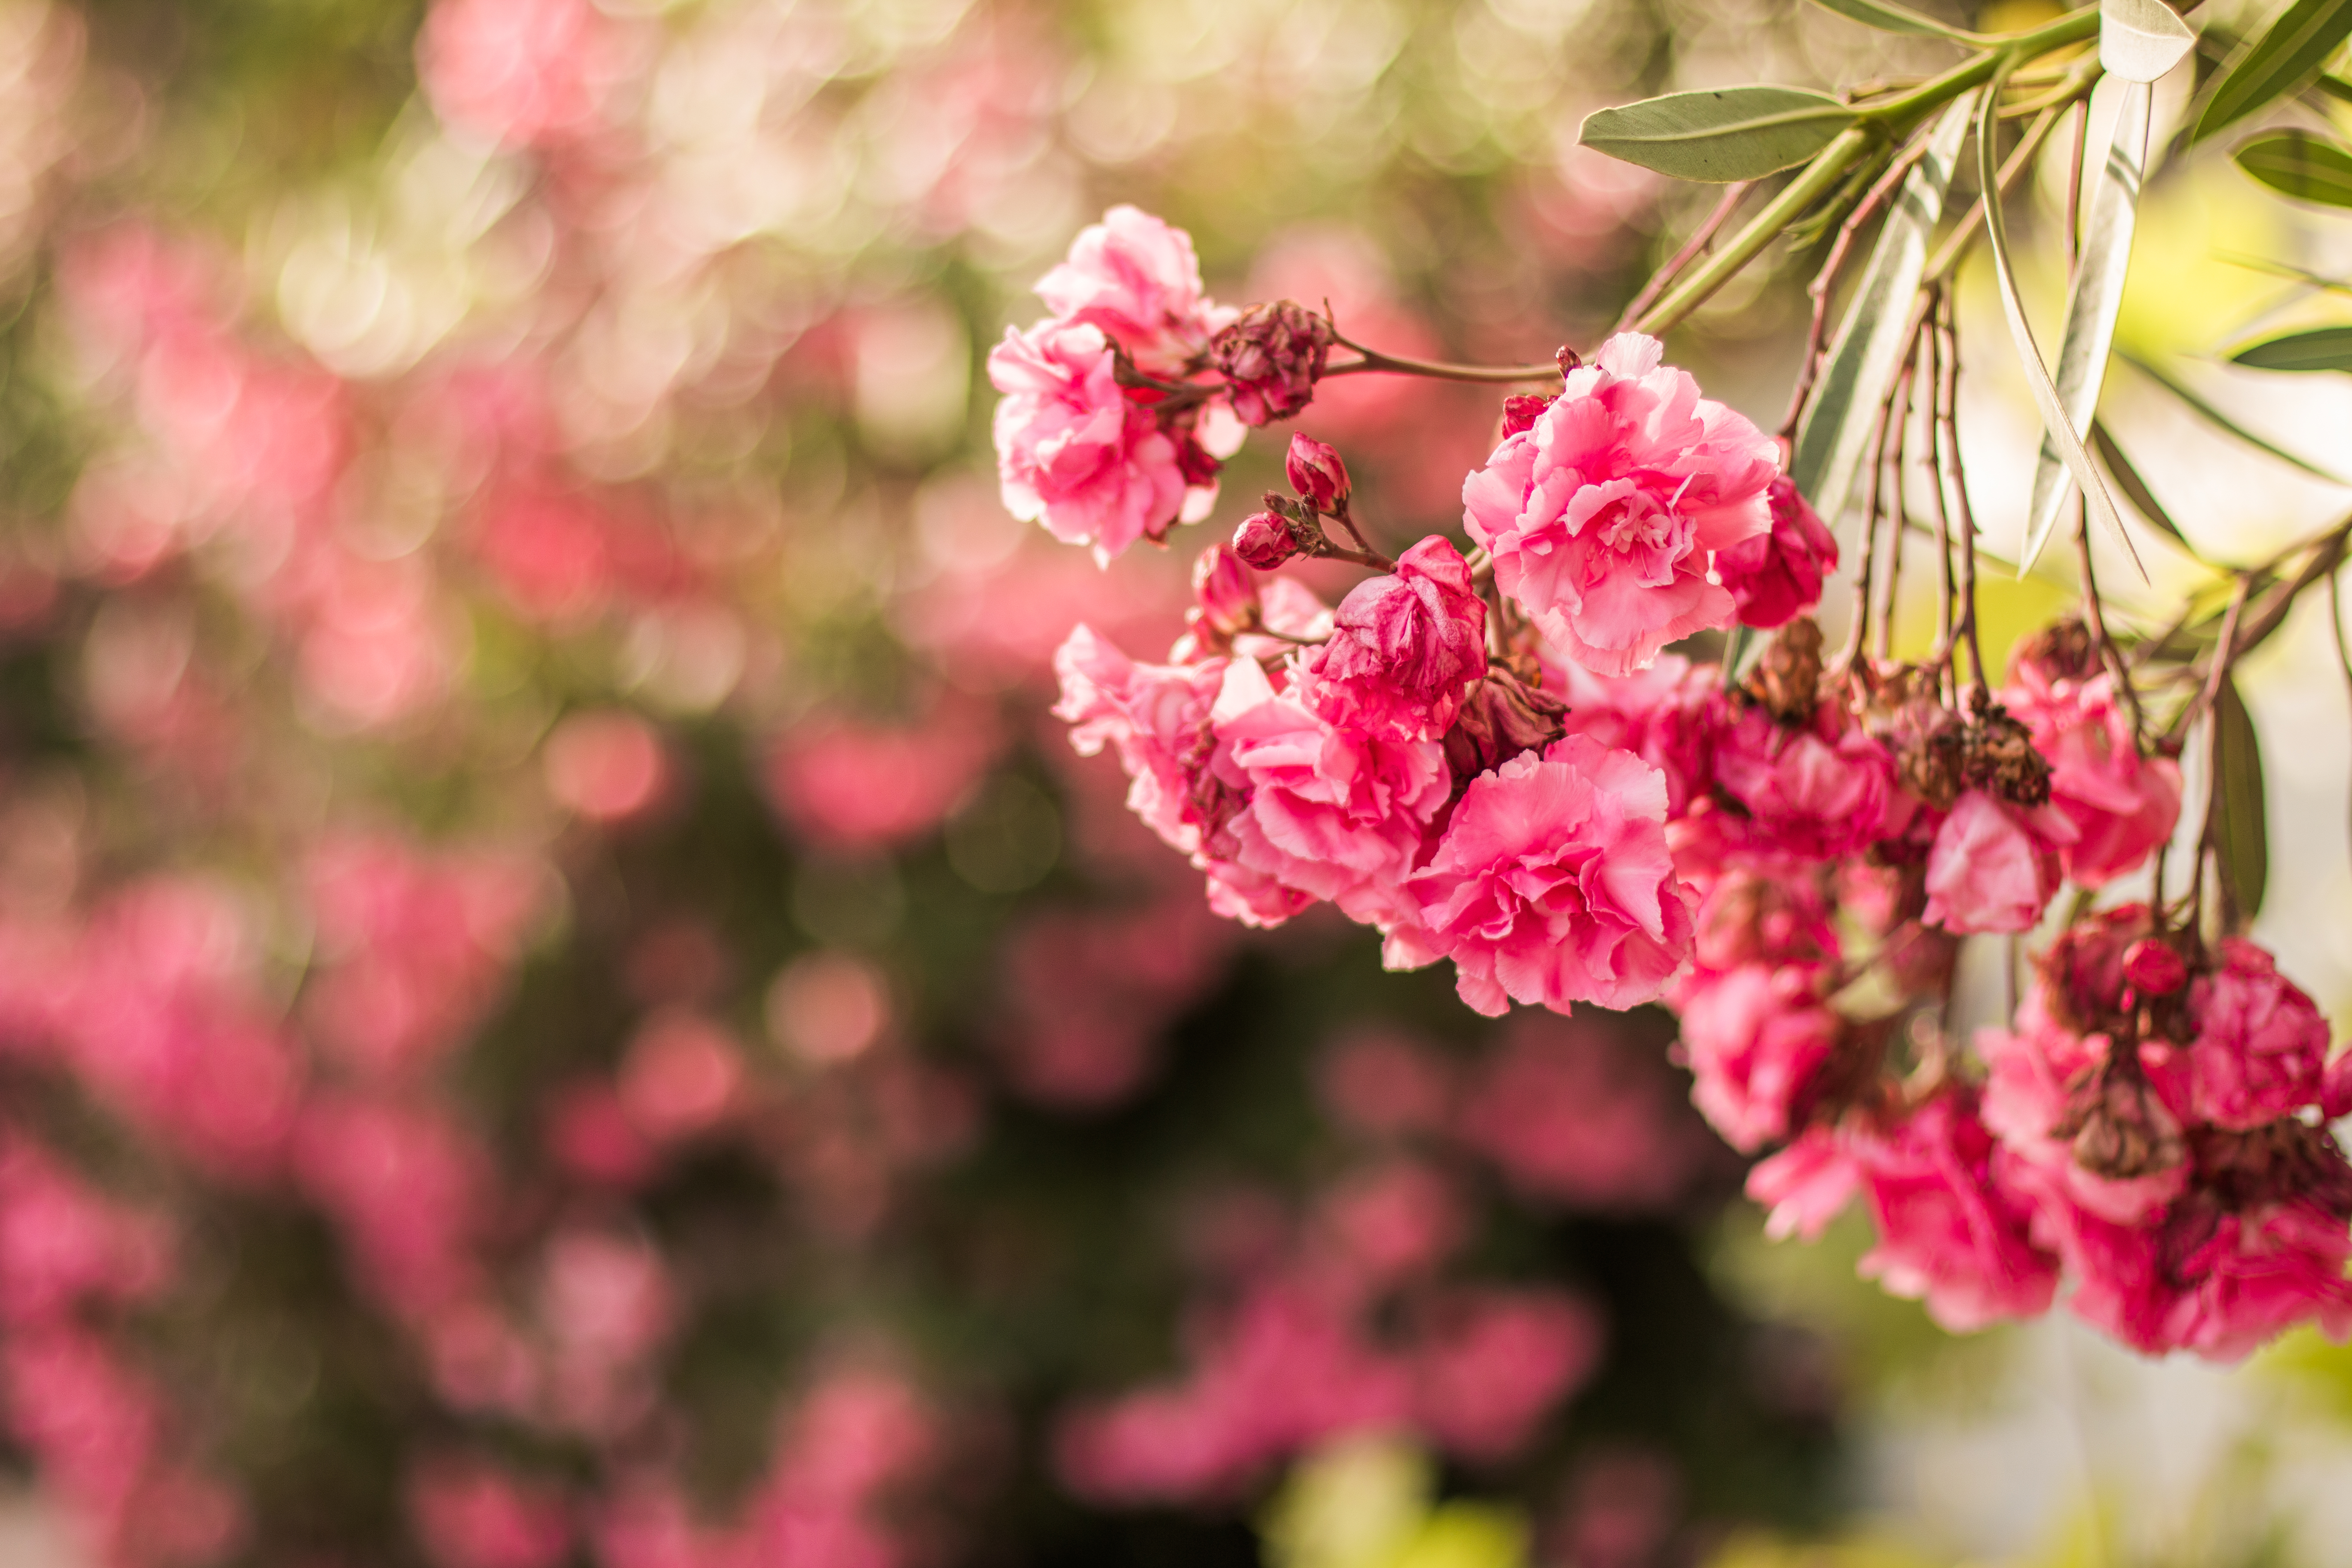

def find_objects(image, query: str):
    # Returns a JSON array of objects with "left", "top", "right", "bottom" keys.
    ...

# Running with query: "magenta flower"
[
  {"left": 2059, "top": 1194, "right": 2352, "bottom": 1361},
  {"left": 1298, "top": 536, "right": 1488, "bottom": 743},
  {"left": 2003, "top": 662, "right": 2181, "bottom": 888},
  {"left": 1715, "top": 475, "right": 1838, "bottom": 631},
  {"left": 1053, "top": 625, "right": 1226, "bottom": 857},
  {"left": 1461, "top": 333, "right": 1776, "bottom": 677},
  {"left": 1408, "top": 735, "right": 1694, "bottom": 1017},
  {"left": 1922, "top": 790, "right": 2068, "bottom": 934},
  {"left": 2144, "top": 937, "right": 2332, "bottom": 1131},
  {"left": 989, "top": 321, "right": 1200, "bottom": 564},
  {"left": 1552, "top": 652, "right": 1718, "bottom": 815},
  {"left": 1673, "top": 963, "right": 1840, "bottom": 1152},
  {"left": 1708, "top": 699, "right": 1895, "bottom": 863},
  {"left": 1034, "top": 206, "right": 1235, "bottom": 379}
]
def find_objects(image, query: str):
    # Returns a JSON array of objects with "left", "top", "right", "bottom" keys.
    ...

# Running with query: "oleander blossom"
[
  {"left": 989, "top": 321, "right": 1197, "bottom": 563},
  {"left": 1715, "top": 475, "right": 1838, "bottom": 630},
  {"left": 1552, "top": 653, "right": 1717, "bottom": 816},
  {"left": 1672, "top": 964, "right": 1839, "bottom": 1152},
  {"left": 1408, "top": 735, "right": 1694, "bottom": 1017},
  {"left": 2148, "top": 938, "right": 2333, "bottom": 1131},
  {"left": 1299, "top": 536, "right": 1488, "bottom": 743},
  {"left": 1034, "top": 205, "right": 1236, "bottom": 379},
  {"left": 1706, "top": 698, "right": 1896, "bottom": 864},
  {"left": 2003, "top": 659, "right": 2181, "bottom": 888},
  {"left": 1461, "top": 333, "right": 1777, "bottom": 677},
  {"left": 1053, "top": 626, "right": 1225, "bottom": 855},
  {"left": 1921, "top": 790, "right": 2069, "bottom": 935}
]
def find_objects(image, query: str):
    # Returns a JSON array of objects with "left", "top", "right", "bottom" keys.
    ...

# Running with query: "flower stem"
[{"left": 1323, "top": 337, "right": 1560, "bottom": 384}]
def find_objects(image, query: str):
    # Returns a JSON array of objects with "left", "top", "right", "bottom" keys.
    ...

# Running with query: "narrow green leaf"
[
  {"left": 2218, "top": 250, "right": 2352, "bottom": 292},
  {"left": 2101, "top": 0, "right": 2198, "bottom": 83},
  {"left": 1789, "top": 93, "right": 1978, "bottom": 527},
  {"left": 2235, "top": 129, "right": 2352, "bottom": 205},
  {"left": 2230, "top": 325, "right": 2352, "bottom": 369},
  {"left": 1808, "top": 0, "right": 1981, "bottom": 40},
  {"left": 2212, "top": 675, "right": 2269, "bottom": 919},
  {"left": 1579, "top": 88, "right": 1860, "bottom": 182},
  {"left": 2194, "top": 0, "right": 2352, "bottom": 142},
  {"left": 2089, "top": 421, "right": 2191, "bottom": 546},
  {"left": 2119, "top": 349, "right": 2352, "bottom": 479},
  {"left": 2021, "top": 81, "right": 2152, "bottom": 573},
  {"left": 1976, "top": 73, "right": 2148, "bottom": 581}
]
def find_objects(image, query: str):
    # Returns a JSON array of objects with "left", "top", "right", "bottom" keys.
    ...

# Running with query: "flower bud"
[
  {"left": 1190, "top": 543, "right": 1259, "bottom": 640},
  {"left": 1232, "top": 511, "right": 1300, "bottom": 570},
  {"left": 1210, "top": 300, "right": 1333, "bottom": 426},
  {"left": 2120, "top": 937, "right": 2188, "bottom": 998},
  {"left": 1285, "top": 435, "right": 1351, "bottom": 513}
]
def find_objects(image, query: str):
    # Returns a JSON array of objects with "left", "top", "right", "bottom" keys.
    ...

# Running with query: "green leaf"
[
  {"left": 1976, "top": 70, "right": 2148, "bottom": 581},
  {"left": 2119, "top": 348, "right": 2352, "bottom": 479},
  {"left": 2101, "top": 0, "right": 2198, "bottom": 83},
  {"left": 1578, "top": 88, "right": 1861, "bottom": 182},
  {"left": 2230, "top": 325, "right": 2352, "bottom": 369},
  {"left": 1789, "top": 93, "right": 1978, "bottom": 526},
  {"left": 1807, "top": 0, "right": 1981, "bottom": 40},
  {"left": 2021, "top": 80, "right": 2153, "bottom": 572},
  {"left": 2235, "top": 129, "right": 2352, "bottom": 205},
  {"left": 2213, "top": 675, "right": 2269, "bottom": 919},
  {"left": 2194, "top": 0, "right": 2352, "bottom": 142},
  {"left": 2089, "top": 421, "right": 2191, "bottom": 547}
]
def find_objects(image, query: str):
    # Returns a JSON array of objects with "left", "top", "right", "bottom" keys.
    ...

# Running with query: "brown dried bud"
[
  {"left": 1442, "top": 668, "right": 1568, "bottom": 783},
  {"left": 2193, "top": 1119, "right": 2352, "bottom": 1219},
  {"left": 1960, "top": 706, "right": 2050, "bottom": 807},
  {"left": 2057, "top": 1065, "right": 2184, "bottom": 1181},
  {"left": 1740, "top": 616, "right": 1824, "bottom": 724},
  {"left": 2011, "top": 618, "right": 2100, "bottom": 684},
  {"left": 1210, "top": 300, "right": 1332, "bottom": 426}
]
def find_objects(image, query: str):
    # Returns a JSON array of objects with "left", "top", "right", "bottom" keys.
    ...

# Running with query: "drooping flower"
[
  {"left": 988, "top": 321, "right": 1197, "bottom": 564},
  {"left": 2144, "top": 937, "right": 2332, "bottom": 1133},
  {"left": 1461, "top": 333, "right": 1777, "bottom": 677},
  {"left": 1298, "top": 536, "right": 1488, "bottom": 743},
  {"left": 1707, "top": 697, "right": 1896, "bottom": 864},
  {"left": 1673, "top": 963, "right": 1840, "bottom": 1152},
  {"left": 1714, "top": 475, "right": 1838, "bottom": 631},
  {"left": 1921, "top": 790, "right": 2070, "bottom": 935},
  {"left": 2003, "top": 655, "right": 2181, "bottom": 889},
  {"left": 1408, "top": 735, "right": 1694, "bottom": 1017},
  {"left": 1035, "top": 205, "right": 1235, "bottom": 379}
]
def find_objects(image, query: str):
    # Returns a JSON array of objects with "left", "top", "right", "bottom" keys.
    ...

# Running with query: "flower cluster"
[{"left": 1029, "top": 205, "right": 2352, "bottom": 1363}]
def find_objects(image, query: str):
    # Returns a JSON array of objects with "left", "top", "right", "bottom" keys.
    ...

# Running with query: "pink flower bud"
[
  {"left": 1209, "top": 300, "right": 1332, "bottom": 426},
  {"left": 1231, "top": 511, "right": 1299, "bottom": 570},
  {"left": 2120, "top": 937, "right": 2188, "bottom": 997},
  {"left": 1285, "top": 435, "right": 1350, "bottom": 513},
  {"left": 1189, "top": 543, "right": 1259, "bottom": 640}
]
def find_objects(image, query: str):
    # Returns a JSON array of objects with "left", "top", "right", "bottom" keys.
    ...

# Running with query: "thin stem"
[
  {"left": 1925, "top": 291, "right": 1957, "bottom": 692},
  {"left": 1314, "top": 541, "right": 1396, "bottom": 572},
  {"left": 1856, "top": 6, "right": 2099, "bottom": 126},
  {"left": 1941, "top": 291, "right": 1987, "bottom": 702},
  {"left": 1874, "top": 356, "right": 1918, "bottom": 663},
  {"left": 1323, "top": 336, "right": 1559, "bottom": 384},
  {"left": 1838, "top": 398, "right": 1893, "bottom": 671},
  {"left": 1615, "top": 181, "right": 1754, "bottom": 336},
  {"left": 1780, "top": 125, "right": 1938, "bottom": 436},
  {"left": 1633, "top": 125, "right": 1877, "bottom": 339}
]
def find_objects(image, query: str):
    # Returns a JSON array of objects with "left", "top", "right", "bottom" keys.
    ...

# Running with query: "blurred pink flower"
[
  {"left": 1716, "top": 475, "right": 1838, "bottom": 631},
  {"left": 409, "top": 1458, "right": 572, "bottom": 1568},
  {"left": 546, "top": 711, "right": 672, "bottom": 824},
  {"left": 1455, "top": 1014, "right": 1706, "bottom": 1210},
  {"left": 1922, "top": 790, "right": 2067, "bottom": 935},
  {"left": 2145, "top": 938, "right": 2333, "bottom": 1131},
  {"left": 1674, "top": 963, "right": 1840, "bottom": 1153},
  {"left": 1411, "top": 1286, "right": 1601, "bottom": 1462},
  {"left": 417, "top": 0, "right": 622, "bottom": 149},
  {"left": 765, "top": 704, "right": 1000, "bottom": 852}
]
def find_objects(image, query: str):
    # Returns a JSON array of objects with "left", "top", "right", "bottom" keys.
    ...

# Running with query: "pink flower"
[
  {"left": 1714, "top": 475, "right": 1838, "bottom": 630},
  {"left": 1708, "top": 700, "right": 1895, "bottom": 863},
  {"left": 1455, "top": 1014, "right": 1707, "bottom": 1211},
  {"left": 1408, "top": 735, "right": 1694, "bottom": 1017},
  {"left": 1034, "top": 206, "right": 1234, "bottom": 378},
  {"left": 1461, "top": 333, "right": 1776, "bottom": 677},
  {"left": 1673, "top": 964, "right": 1840, "bottom": 1152},
  {"left": 1298, "top": 536, "right": 1488, "bottom": 742},
  {"left": 1410, "top": 1286, "right": 1601, "bottom": 1462},
  {"left": 2144, "top": 937, "right": 2332, "bottom": 1131},
  {"left": 1746, "top": 1127, "right": 1862, "bottom": 1240},
  {"left": 1207, "top": 656, "right": 1452, "bottom": 934},
  {"left": 1553, "top": 653, "right": 1716, "bottom": 815},
  {"left": 988, "top": 320, "right": 1201, "bottom": 563},
  {"left": 1850, "top": 1091, "right": 2061, "bottom": 1332},
  {"left": 2003, "top": 663, "right": 2180, "bottom": 888},
  {"left": 1922, "top": 790, "right": 2067, "bottom": 934},
  {"left": 409, "top": 1458, "right": 572, "bottom": 1568},
  {"left": 1976, "top": 1023, "right": 2186, "bottom": 1227},
  {"left": 1053, "top": 626, "right": 1226, "bottom": 856},
  {"left": 2061, "top": 1194, "right": 2352, "bottom": 1361}
]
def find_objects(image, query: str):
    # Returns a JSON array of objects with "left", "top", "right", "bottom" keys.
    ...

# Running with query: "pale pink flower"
[
  {"left": 1708, "top": 700, "right": 1895, "bottom": 863},
  {"left": 988, "top": 320, "right": 1195, "bottom": 563},
  {"left": 1673, "top": 964, "right": 1840, "bottom": 1153},
  {"left": 1035, "top": 206, "right": 1234, "bottom": 378},
  {"left": 417, "top": 0, "right": 618, "bottom": 150},
  {"left": 1461, "top": 333, "right": 1776, "bottom": 677},
  {"left": 1922, "top": 790, "right": 2069, "bottom": 934},
  {"left": 2004, "top": 663, "right": 2181, "bottom": 887},
  {"left": 1715, "top": 475, "right": 1838, "bottom": 630},
  {"left": 1552, "top": 653, "right": 1716, "bottom": 815},
  {"left": 1746, "top": 1127, "right": 1862, "bottom": 1241},
  {"left": 1298, "top": 536, "right": 1488, "bottom": 742},
  {"left": 2144, "top": 937, "right": 2332, "bottom": 1131},
  {"left": 1054, "top": 626, "right": 1225, "bottom": 855},
  {"left": 1207, "top": 656, "right": 1452, "bottom": 934},
  {"left": 1408, "top": 735, "right": 1694, "bottom": 1017}
]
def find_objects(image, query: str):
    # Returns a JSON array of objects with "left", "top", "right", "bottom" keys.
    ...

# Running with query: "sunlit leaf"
[
  {"left": 2230, "top": 325, "right": 2352, "bottom": 369},
  {"left": 2101, "top": 0, "right": 2198, "bottom": 83},
  {"left": 2021, "top": 82, "right": 2152, "bottom": 572},
  {"left": 2213, "top": 675, "right": 2269, "bottom": 919},
  {"left": 1808, "top": 0, "right": 1981, "bottom": 40},
  {"left": 1579, "top": 88, "right": 1860, "bottom": 182},
  {"left": 2194, "top": 0, "right": 2352, "bottom": 141},
  {"left": 2235, "top": 129, "right": 2352, "bottom": 205},
  {"left": 1975, "top": 73, "right": 2147, "bottom": 580},
  {"left": 2089, "top": 421, "right": 2191, "bottom": 546},
  {"left": 1789, "top": 93, "right": 1978, "bottom": 527},
  {"left": 2119, "top": 349, "right": 2352, "bottom": 479}
]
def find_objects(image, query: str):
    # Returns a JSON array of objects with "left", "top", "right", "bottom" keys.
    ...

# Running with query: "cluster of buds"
[{"left": 1231, "top": 435, "right": 1358, "bottom": 571}]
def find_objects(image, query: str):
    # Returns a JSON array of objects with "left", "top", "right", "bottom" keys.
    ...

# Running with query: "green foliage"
[
  {"left": 2212, "top": 675, "right": 2270, "bottom": 919},
  {"left": 1579, "top": 88, "right": 1861, "bottom": 182},
  {"left": 2193, "top": 0, "right": 2352, "bottom": 141},
  {"left": 2229, "top": 323, "right": 2352, "bottom": 369},
  {"left": 1806, "top": 0, "right": 1981, "bottom": 43},
  {"left": 2235, "top": 129, "right": 2352, "bottom": 205}
]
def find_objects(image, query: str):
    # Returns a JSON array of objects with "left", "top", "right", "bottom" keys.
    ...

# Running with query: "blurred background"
[{"left": 1, "top": 0, "right": 2351, "bottom": 1564}]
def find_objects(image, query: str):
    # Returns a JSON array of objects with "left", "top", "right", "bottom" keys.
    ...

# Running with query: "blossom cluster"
[{"left": 1026, "top": 206, "right": 2352, "bottom": 1363}]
